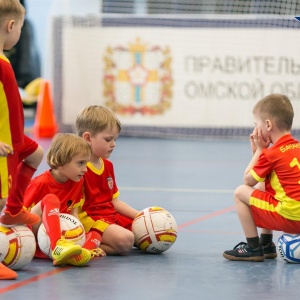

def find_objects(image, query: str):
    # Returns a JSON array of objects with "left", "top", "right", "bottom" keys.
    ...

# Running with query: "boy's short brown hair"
[
  {"left": 75, "top": 105, "right": 121, "bottom": 137},
  {"left": 47, "top": 133, "right": 91, "bottom": 169},
  {"left": 0, "top": 0, "right": 25, "bottom": 25},
  {"left": 253, "top": 93, "right": 294, "bottom": 131}
]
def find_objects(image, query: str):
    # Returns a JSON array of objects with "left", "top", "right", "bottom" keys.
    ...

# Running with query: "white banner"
[{"left": 61, "top": 26, "right": 300, "bottom": 128}]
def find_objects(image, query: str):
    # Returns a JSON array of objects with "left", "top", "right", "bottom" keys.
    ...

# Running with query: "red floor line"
[
  {"left": 0, "top": 206, "right": 236, "bottom": 294},
  {"left": 177, "top": 205, "right": 236, "bottom": 230},
  {"left": 0, "top": 266, "right": 72, "bottom": 295}
]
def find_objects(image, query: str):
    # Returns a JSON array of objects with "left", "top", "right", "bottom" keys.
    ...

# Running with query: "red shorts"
[
  {"left": 0, "top": 135, "right": 38, "bottom": 198},
  {"left": 250, "top": 189, "right": 300, "bottom": 233},
  {"left": 80, "top": 212, "right": 133, "bottom": 236}
]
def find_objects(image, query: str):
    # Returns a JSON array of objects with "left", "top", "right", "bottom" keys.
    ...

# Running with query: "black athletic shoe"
[
  {"left": 223, "top": 242, "right": 264, "bottom": 262},
  {"left": 262, "top": 242, "right": 277, "bottom": 259}
]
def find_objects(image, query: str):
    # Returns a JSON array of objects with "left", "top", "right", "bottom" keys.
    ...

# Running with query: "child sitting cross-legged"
[{"left": 24, "top": 133, "right": 105, "bottom": 266}]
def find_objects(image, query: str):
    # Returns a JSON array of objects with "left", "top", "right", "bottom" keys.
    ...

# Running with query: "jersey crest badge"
[{"left": 107, "top": 177, "right": 113, "bottom": 190}]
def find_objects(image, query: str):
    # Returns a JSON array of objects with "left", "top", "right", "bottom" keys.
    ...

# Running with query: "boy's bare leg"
[
  {"left": 234, "top": 185, "right": 258, "bottom": 238},
  {"left": 0, "top": 146, "right": 44, "bottom": 226},
  {"left": 101, "top": 224, "right": 134, "bottom": 255},
  {"left": 223, "top": 185, "right": 276, "bottom": 261}
]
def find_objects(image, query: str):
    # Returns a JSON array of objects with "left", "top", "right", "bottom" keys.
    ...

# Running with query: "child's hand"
[
  {"left": 249, "top": 128, "right": 258, "bottom": 154},
  {"left": 250, "top": 127, "right": 270, "bottom": 151},
  {"left": 0, "top": 142, "right": 13, "bottom": 156}
]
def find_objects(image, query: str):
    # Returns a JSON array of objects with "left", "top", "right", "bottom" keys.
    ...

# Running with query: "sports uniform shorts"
[
  {"left": 0, "top": 135, "right": 38, "bottom": 198},
  {"left": 79, "top": 211, "right": 133, "bottom": 236},
  {"left": 250, "top": 189, "right": 300, "bottom": 234}
]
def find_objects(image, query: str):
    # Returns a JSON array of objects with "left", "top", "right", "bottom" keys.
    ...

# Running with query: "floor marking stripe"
[
  {"left": 0, "top": 266, "right": 71, "bottom": 294},
  {"left": 120, "top": 187, "right": 234, "bottom": 193},
  {"left": 0, "top": 206, "right": 236, "bottom": 294},
  {"left": 178, "top": 205, "right": 236, "bottom": 230}
]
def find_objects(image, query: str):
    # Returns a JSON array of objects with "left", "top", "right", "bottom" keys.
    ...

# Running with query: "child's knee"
[
  {"left": 234, "top": 185, "right": 245, "bottom": 201},
  {"left": 116, "top": 232, "right": 135, "bottom": 252},
  {"left": 41, "top": 194, "right": 60, "bottom": 208}
]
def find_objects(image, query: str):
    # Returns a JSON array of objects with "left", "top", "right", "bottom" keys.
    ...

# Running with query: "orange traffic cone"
[{"left": 33, "top": 80, "right": 58, "bottom": 138}]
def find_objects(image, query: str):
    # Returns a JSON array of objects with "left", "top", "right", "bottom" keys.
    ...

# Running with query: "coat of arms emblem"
[{"left": 103, "top": 38, "right": 173, "bottom": 115}]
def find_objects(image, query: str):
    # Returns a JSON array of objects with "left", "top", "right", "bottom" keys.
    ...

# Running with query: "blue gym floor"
[{"left": 0, "top": 134, "right": 297, "bottom": 300}]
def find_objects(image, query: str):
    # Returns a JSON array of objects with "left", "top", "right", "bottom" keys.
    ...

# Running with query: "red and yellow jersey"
[
  {"left": 24, "top": 170, "right": 84, "bottom": 213},
  {"left": 250, "top": 134, "right": 300, "bottom": 220},
  {"left": 0, "top": 55, "right": 24, "bottom": 149},
  {"left": 81, "top": 158, "right": 119, "bottom": 218}
]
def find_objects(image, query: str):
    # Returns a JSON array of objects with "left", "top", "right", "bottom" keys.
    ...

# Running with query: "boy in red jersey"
[
  {"left": 75, "top": 106, "right": 139, "bottom": 255},
  {"left": 25, "top": 133, "right": 105, "bottom": 266},
  {"left": 0, "top": 0, "right": 43, "bottom": 279},
  {"left": 223, "top": 93, "right": 300, "bottom": 262}
]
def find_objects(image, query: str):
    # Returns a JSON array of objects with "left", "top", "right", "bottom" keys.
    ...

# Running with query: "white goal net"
[{"left": 46, "top": 0, "right": 300, "bottom": 139}]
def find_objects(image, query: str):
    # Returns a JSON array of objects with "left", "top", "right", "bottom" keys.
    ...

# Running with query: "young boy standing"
[
  {"left": 223, "top": 94, "right": 300, "bottom": 262},
  {"left": 75, "top": 106, "right": 139, "bottom": 255},
  {"left": 0, "top": 0, "right": 43, "bottom": 279}
]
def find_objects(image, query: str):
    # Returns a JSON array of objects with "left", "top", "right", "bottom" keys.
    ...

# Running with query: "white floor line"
[{"left": 119, "top": 187, "right": 234, "bottom": 193}]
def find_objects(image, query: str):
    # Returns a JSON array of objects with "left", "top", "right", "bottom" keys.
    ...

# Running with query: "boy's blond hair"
[
  {"left": 0, "top": 0, "right": 25, "bottom": 25},
  {"left": 253, "top": 93, "right": 294, "bottom": 131},
  {"left": 75, "top": 105, "right": 121, "bottom": 137},
  {"left": 47, "top": 133, "right": 91, "bottom": 169}
]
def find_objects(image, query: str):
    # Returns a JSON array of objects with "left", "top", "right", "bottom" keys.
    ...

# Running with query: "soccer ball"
[
  {"left": 0, "top": 231, "right": 9, "bottom": 263},
  {"left": 132, "top": 206, "right": 178, "bottom": 254},
  {"left": 278, "top": 233, "right": 300, "bottom": 263},
  {"left": 0, "top": 225, "right": 36, "bottom": 270},
  {"left": 37, "top": 213, "right": 85, "bottom": 258}
]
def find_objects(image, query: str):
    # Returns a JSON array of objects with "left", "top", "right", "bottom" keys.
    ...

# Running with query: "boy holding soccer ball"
[
  {"left": 24, "top": 133, "right": 105, "bottom": 267},
  {"left": 75, "top": 106, "right": 139, "bottom": 255},
  {"left": 223, "top": 94, "right": 300, "bottom": 262}
]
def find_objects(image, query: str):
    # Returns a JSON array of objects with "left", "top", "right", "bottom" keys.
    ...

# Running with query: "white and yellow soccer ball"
[
  {"left": 37, "top": 213, "right": 85, "bottom": 258},
  {"left": 132, "top": 207, "right": 177, "bottom": 254},
  {"left": 0, "top": 230, "right": 9, "bottom": 263},
  {"left": 0, "top": 225, "right": 36, "bottom": 270}
]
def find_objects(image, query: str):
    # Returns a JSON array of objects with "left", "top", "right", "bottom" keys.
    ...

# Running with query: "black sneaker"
[
  {"left": 262, "top": 242, "right": 277, "bottom": 259},
  {"left": 223, "top": 242, "right": 264, "bottom": 262}
]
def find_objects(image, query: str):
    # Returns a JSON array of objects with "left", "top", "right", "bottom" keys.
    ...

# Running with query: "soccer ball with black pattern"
[{"left": 278, "top": 233, "right": 300, "bottom": 263}]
